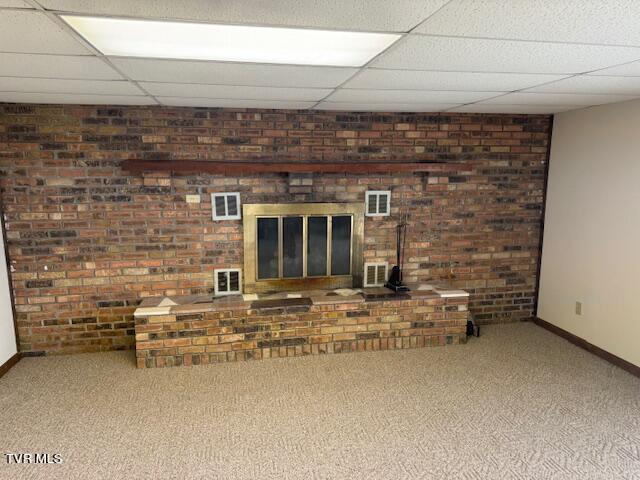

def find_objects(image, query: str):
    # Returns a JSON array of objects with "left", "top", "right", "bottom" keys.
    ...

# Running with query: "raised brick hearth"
[{"left": 134, "top": 285, "right": 469, "bottom": 368}]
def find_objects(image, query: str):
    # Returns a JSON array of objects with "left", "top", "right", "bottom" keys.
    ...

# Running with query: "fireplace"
[
  {"left": 134, "top": 195, "right": 471, "bottom": 369},
  {"left": 242, "top": 203, "right": 365, "bottom": 293},
  {"left": 135, "top": 199, "right": 471, "bottom": 369}
]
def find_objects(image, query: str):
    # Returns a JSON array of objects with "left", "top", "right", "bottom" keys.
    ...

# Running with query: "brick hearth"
[{"left": 134, "top": 285, "right": 469, "bottom": 368}]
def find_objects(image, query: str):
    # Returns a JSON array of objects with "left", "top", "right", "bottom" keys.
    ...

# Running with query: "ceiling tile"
[
  {"left": 141, "top": 83, "right": 331, "bottom": 101},
  {"left": 0, "top": 0, "right": 32, "bottom": 7},
  {"left": 479, "top": 92, "right": 637, "bottom": 106},
  {"left": 158, "top": 97, "right": 315, "bottom": 109},
  {"left": 345, "top": 69, "right": 568, "bottom": 91},
  {"left": 373, "top": 36, "right": 640, "bottom": 74},
  {"left": 0, "top": 77, "right": 142, "bottom": 95},
  {"left": 326, "top": 88, "right": 501, "bottom": 104},
  {"left": 315, "top": 101, "right": 458, "bottom": 112},
  {"left": 588, "top": 60, "right": 640, "bottom": 77},
  {"left": 525, "top": 75, "right": 640, "bottom": 95},
  {"left": 0, "top": 53, "right": 123, "bottom": 79},
  {"left": 0, "top": 92, "right": 154, "bottom": 105},
  {"left": 417, "top": 0, "right": 640, "bottom": 46},
  {"left": 0, "top": 11, "right": 90, "bottom": 55},
  {"left": 447, "top": 104, "right": 573, "bottom": 114},
  {"left": 39, "top": 0, "right": 448, "bottom": 32},
  {"left": 111, "top": 58, "right": 356, "bottom": 88}
]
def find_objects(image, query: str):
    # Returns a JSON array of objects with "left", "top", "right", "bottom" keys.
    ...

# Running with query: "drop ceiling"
[{"left": 2, "top": 0, "right": 640, "bottom": 113}]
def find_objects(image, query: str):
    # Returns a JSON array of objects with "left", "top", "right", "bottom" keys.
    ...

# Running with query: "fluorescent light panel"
[{"left": 61, "top": 16, "right": 401, "bottom": 67}]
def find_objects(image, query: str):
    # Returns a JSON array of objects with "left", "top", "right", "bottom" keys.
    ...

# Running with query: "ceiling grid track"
[
  {"left": 22, "top": 0, "right": 161, "bottom": 105},
  {"left": 309, "top": 0, "right": 456, "bottom": 109}
]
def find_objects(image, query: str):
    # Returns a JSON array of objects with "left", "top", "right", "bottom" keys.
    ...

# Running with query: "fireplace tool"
[{"left": 385, "top": 211, "right": 410, "bottom": 293}]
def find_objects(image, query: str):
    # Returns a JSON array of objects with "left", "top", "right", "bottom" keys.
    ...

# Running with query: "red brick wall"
[{"left": 0, "top": 104, "right": 551, "bottom": 355}]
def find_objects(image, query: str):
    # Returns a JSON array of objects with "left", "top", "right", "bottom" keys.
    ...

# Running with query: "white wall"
[
  {"left": 538, "top": 99, "right": 640, "bottom": 367},
  {"left": 0, "top": 219, "right": 17, "bottom": 365}
]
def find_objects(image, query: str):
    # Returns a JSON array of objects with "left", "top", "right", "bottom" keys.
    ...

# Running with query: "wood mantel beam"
[{"left": 121, "top": 160, "right": 470, "bottom": 175}]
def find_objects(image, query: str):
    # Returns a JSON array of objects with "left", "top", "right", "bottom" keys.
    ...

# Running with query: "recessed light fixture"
[{"left": 60, "top": 16, "right": 401, "bottom": 67}]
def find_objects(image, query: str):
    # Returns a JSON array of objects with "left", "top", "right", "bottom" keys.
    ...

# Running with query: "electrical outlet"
[{"left": 575, "top": 301, "right": 582, "bottom": 315}]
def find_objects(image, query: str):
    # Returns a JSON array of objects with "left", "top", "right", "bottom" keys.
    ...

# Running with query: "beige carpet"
[{"left": 0, "top": 323, "right": 639, "bottom": 480}]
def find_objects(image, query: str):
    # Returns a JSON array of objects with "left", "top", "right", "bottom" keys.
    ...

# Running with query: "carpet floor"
[{"left": 0, "top": 323, "right": 639, "bottom": 480}]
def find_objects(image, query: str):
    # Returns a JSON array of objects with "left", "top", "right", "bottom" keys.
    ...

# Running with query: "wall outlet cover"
[{"left": 575, "top": 301, "right": 582, "bottom": 315}]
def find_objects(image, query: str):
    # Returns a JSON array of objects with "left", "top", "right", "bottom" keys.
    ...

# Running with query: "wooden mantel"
[{"left": 121, "top": 160, "right": 470, "bottom": 175}]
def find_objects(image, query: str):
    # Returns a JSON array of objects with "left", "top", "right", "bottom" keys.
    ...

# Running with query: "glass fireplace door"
[
  {"left": 282, "top": 216, "right": 303, "bottom": 278},
  {"left": 307, "top": 216, "right": 328, "bottom": 277},
  {"left": 255, "top": 215, "right": 353, "bottom": 281}
]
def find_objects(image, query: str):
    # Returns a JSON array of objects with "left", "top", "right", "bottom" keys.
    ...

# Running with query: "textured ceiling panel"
[
  {"left": 39, "top": 0, "right": 448, "bottom": 32},
  {"left": 326, "top": 88, "right": 501, "bottom": 104},
  {"left": 480, "top": 92, "right": 636, "bottom": 106},
  {"left": 447, "top": 104, "right": 573, "bottom": 114},
  {"left": 345, "top": 69, "right": 568, "bottom": 91},
  {"left": 418, "top": 0, "right": 640, "bottom": 46},
  {"left": 374, "top": 36, "right": 640, "bottom": 74},
  {"left": 526, "top": 75, "right": 640, "bottom": 95},
  {"left": 0, "top": 10, "right": 90, "bottom": 55},
  {"left": 141, "top": 83, "right": 331, "bottom": 101},
  {"left": 111, "top": 58, "right": 357, "bottom": 88},
  {"left": 2, "top": 1, "right": 640, "bottom": 112},
  {"left": 316, "top": 101, "right": 458, "bottom": 112},
  {"left": 0, "top": 92, "right": 154, "bottom": 104},
  {"left": 0, "top": 53, "right": 124, "bottom": 79},
  {"left": 0, "top": 0, "right": 31, "bottom": 6},
  {"left": 0, "top": 77, "right": 142, "bottom": 95},
  {"left": 588, "top": 60, "right": 640, "bottom": 77},
  {"left": 158, "top": 97, "right": 315, "bottom": 109}
]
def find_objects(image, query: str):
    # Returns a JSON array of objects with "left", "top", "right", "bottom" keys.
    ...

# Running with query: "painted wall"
[
  {"left": 0, "top": 217, "right": 17, "bottom": 365},
  {"left": 538, "top": 99, "right": 640, "bottom": 367}
]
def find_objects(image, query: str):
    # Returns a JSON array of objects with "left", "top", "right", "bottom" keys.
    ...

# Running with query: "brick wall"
[{"left": 0, "top": 104, "right": 551, "bottom": 355}]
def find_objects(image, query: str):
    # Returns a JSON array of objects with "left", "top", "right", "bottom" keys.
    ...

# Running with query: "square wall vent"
[
  {"left": 365, "top": 191, "right": 390, "bottom": 217},
  {"left": 212, "top": 192, "right": 241, "bottom": 220},
  {"left": 364, "top": 262, "right": 388, "bottom": 287},
  {"left": 214, "top": 269, "right": 242, "bottom": 296}
]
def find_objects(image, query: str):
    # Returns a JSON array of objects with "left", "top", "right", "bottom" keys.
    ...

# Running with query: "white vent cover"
[
  {"left": 364, "top": 262, "right": 388, "bottom": 287},
  {"left": 365, "top": 190, "right": 390, "bottom": 217},
  {"left": 214, "top": 269, "right": 242, "bottom": 296},
  {"left": 211, "top": 192, "right": 241, "bottom": 220}
]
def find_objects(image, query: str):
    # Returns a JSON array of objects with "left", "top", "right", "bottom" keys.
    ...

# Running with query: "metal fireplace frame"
[{"left": 243, "top": 202, "right": 365, "bottom": 293}]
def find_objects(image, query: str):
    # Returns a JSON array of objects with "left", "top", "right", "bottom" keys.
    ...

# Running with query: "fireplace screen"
[
  {"left": 243, "top": 203, "right": 364, "bottom": 293},
  {"left": 257, "top": 214, "right": 351, "bottom": 280}
]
